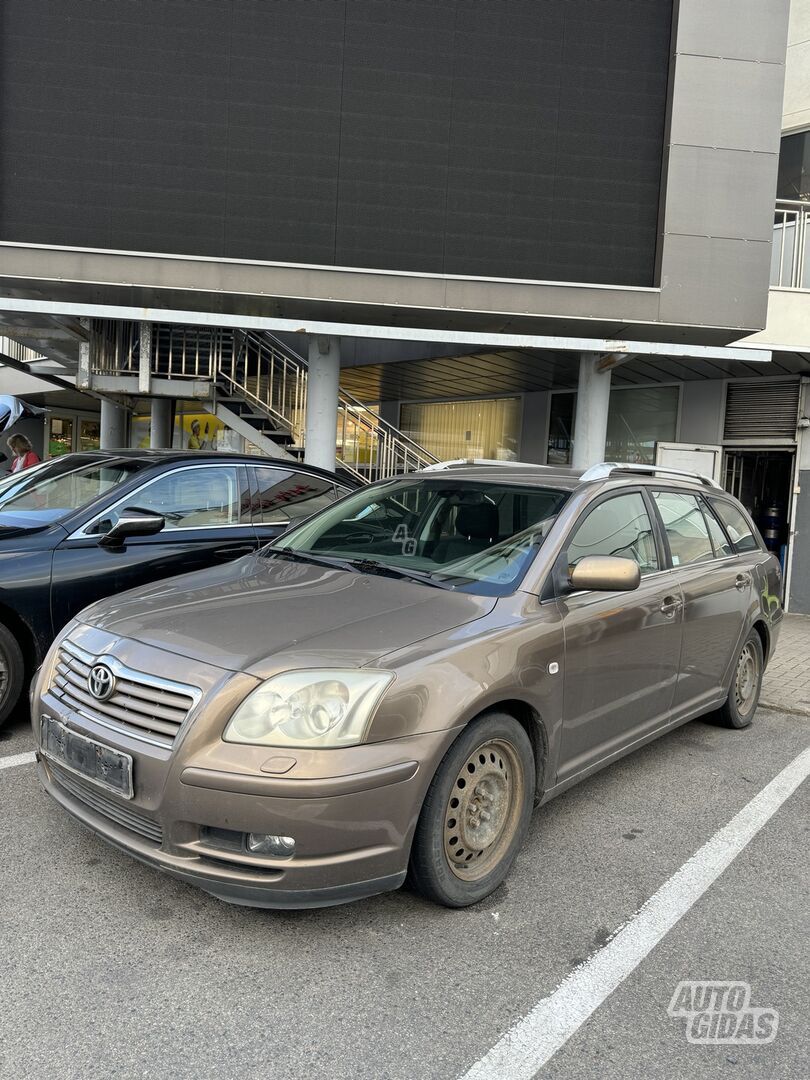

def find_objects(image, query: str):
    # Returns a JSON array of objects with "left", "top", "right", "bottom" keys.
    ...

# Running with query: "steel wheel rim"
[
  {"left": 734, "top": 642, "right": 759, "bottom": 718},
  {"left": 443, "top": 738, "right": 524, "bottom": 882}
]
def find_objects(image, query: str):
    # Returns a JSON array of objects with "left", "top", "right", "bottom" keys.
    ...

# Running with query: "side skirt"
[{"left": 538, "top": 695, "right": 727, "bottom": 806}]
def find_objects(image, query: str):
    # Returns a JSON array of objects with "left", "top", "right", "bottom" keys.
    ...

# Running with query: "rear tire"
[
  {"left": 408, "top": 712, "right": 535, "bottom": 907},
  {"left": 0, "top": 622, "right": 24, "bottom": 729},
  {"left": 715, "top": 630, "right": 763, "bottom": 729}
]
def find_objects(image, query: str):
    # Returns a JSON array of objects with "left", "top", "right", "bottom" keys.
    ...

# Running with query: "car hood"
[{"left": 78, "top": 554, "right": 495, "bottom": 674}]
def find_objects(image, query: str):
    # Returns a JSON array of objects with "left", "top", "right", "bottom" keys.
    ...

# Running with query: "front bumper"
[{"left": 34, "top": 724, "right": 458, "bottom": 909}]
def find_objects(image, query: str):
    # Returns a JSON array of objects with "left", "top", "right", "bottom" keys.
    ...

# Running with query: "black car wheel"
[
  {"left": 408, "top": 712, "right": 535, "bottom": 907},
  {"left": 716, "top": 630, "right": 764, "bottom": 729},
  {"left": 0, "top": 622, "right": 24, "bottom": 728}
]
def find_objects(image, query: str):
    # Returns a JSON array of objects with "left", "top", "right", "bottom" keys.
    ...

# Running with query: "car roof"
[
  {"left": 412, "top": 462, "right": 726, "bottom": 495},
  {"left": 47, "top": 449, "right": 351, "bottom": 484},
  {"left": 412, "top": 464, "right": 583, "bottom": 490}
]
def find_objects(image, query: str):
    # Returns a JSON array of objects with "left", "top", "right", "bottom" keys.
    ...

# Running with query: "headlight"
[{"left": 222, "top": 670, "right": 394, "bottom": 749}]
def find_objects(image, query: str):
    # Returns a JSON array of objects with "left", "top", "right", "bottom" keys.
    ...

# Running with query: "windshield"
[
  {"left": 272, "top": 478, "right": 569, "bottom": 595},
  {"left": 0, "top": 455, "right": 150, "bottom": 528}
]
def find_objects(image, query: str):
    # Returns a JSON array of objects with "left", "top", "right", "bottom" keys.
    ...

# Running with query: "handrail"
[{"left": 260, "top": 331, "right": 439, "bottom": 462}]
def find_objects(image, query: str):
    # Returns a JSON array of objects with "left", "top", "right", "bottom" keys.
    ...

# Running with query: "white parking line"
[
  {"left": 0, "top": 750, "right": 36, "bottom": 770},
  {"left": 460, "top": 744, "right": 810, "bottom": 1080}
]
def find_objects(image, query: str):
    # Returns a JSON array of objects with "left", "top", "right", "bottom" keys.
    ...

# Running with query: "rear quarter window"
[{"left": 707, "top": 498, "right": 762, "bottom": 554}]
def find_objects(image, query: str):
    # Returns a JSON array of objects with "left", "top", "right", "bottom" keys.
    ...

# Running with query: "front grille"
[
  {"left": 49, "top": 640, "right": 199, "bottom": 749},
  {"left": 50, "top": 761, "right": 163, "bottom": 845}
]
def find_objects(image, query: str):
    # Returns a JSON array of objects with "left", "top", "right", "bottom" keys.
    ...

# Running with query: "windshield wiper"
[
  {"left": 346, "top": 558, "right": 448, "bottom": 589},
  {"left": 267, "top": 550, "right": 359, "bottom": 572}
]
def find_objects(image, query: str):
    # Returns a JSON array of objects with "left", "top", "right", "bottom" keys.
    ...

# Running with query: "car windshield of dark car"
[
  {"left": 272, "top": 478, "right": 569, "bottom": 595},
  {"left": 0, "top": 456, "right": 148, "bottom": 528}
]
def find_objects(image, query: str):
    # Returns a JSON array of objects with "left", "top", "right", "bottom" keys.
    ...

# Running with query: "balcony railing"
[{"left": 772, "top": 199, "right": 810, "bottom": 289}]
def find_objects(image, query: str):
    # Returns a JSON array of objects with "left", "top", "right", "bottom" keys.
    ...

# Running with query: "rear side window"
[
  {"left": 253, "top": 468, "right": 337, "bottom": 525},
  {"left": 652, "top": 491, "right": 714, "bottom": 566},
  {"left": 567, "top": 492, "right": 659, "bottom": 575},
  {"left": 708, "top": 499, "right": 761, "bottom": 554},
  {"left": 699, "top": 498, "right": 735, "bottom": 557}
]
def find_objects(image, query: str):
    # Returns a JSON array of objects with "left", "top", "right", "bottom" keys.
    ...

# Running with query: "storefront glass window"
[
  {"left": 547, "top": 394, "right": 575, "bottom": 464},
  {"left": 79, "top": 419, "right": 100, "bottom": 452},
  {"left": 48, "top": 417, "right": 74, "bottom": 457},
  {"left": 606, "top": 385, "right": 679, "bottom": 464},
  {"left": 545, "top": 386, "right": 679, "bottom": 466},
  {"left": 399, "top": 397, "right": 521, "bottom": 462}
]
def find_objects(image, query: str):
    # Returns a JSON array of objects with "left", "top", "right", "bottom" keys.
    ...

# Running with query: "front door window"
[
  {"left": 86, "top": 467, "right": 245, "bottom": 534},
  {"left": 567, "top": 492, "right": 659, "bottom": 576}
]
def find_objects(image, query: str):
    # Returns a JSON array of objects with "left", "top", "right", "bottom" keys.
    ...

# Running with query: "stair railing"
[
  {"left": 88, "top": 319, "right": 438, "bottom": 481},
  {"left": 260, "top": 332, "right": 439, "bottom": 481}
]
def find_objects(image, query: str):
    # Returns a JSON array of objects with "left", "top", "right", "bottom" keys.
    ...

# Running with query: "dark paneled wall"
[{"left": 0, "top": 0, "right": 672, "bottom": 285}]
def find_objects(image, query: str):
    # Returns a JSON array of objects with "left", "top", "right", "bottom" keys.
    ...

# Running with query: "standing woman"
[{"left": 7, "top": 433, "right": 40, "bottom": 473}]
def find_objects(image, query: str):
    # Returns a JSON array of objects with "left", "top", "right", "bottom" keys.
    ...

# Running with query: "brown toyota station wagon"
[{"left": 31, "top": 461, "right": 783, "bottom": 909}]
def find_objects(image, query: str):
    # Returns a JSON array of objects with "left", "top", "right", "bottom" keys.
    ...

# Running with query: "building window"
[
  {"left": 399, "top": 398, "right": 521, "bottom": 462},
  {"left": 547, "top": 393, "right": 576, "bottom": 465},
  {"left": 777, "top": 131, "right": 810, "bottom": 201},
  {"left": 546, "top": 386, "right": 679, "bottom": 466}
]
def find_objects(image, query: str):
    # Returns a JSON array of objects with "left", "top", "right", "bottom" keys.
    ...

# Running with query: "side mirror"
[
  {"left": 99, "top": 507, "right": 165, "bottom": 548},
  {"left": 569, "top": 555, "right": 641, "bottom": 592}
]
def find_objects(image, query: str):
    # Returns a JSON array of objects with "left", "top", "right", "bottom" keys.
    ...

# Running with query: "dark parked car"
[{"left": 0, "top": 450, "right": 353, "bottom": 725}]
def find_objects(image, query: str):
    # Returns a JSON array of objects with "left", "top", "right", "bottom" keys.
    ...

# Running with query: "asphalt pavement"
[{"left": 1, "top": 703, "right": 807, "bottom": 1080}]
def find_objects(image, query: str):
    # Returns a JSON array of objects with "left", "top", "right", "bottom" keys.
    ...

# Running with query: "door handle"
[
  {"left": 660, "top": 595, "right": 682, "bottom": 617},
  {"left": 735, "top": 574, "right": 752, "bottom": 591}
]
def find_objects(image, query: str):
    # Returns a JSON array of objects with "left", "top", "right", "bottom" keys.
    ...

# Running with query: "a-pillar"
[
  {"left": 99, "top": 398, "right": 127, "bottom": 449},
  {"left": 150, "top": 398, "right": 173, "bottom": 449},
  {"left": 304, "top": 336, "right": 340, "bottom": 471},
  {"left": 571, "top": 354, "right": 612, "bottom": 470}
]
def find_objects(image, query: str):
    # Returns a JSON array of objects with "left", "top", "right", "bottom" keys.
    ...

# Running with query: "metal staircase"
[{"left": 88, "top": 320, "right": 438, "bottom": 482}]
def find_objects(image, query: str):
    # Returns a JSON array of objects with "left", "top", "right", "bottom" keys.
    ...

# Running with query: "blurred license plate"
[{"left": 40, "top": 714, "right": 133, "bottom": 799}]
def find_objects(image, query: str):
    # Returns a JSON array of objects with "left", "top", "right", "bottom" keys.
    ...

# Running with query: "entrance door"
[{"left": 723, "top": 449, "right": 795, "bottom": 578}]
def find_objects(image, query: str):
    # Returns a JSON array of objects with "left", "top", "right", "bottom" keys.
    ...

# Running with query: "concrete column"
[
  {"left": 139, "top": 321, "right": 152, "bottom": 394},
  {"left": 571, "top": 354, "right": 612, "bottom": 470},
  {"left": 150, "top": 398, "right": 173, "bottom": 449},
  {"left": 99, "top": 398, "right": 127, "bottom": 449},
  {"left": 304, "top": 336, "right": 340, "bottom": 471}
]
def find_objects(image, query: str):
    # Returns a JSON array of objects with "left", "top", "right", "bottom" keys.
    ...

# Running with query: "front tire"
[
  {"left": 0, "top": 622, "right": 24, "bottom": 728},
  {"left": 716, "top": 630, "right": 764, "bottom": 729},
  {"left": 408, "top": 712, "right": 535, "bottom": 907}
]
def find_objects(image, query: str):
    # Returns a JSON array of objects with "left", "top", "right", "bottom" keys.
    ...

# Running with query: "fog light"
[{"left": 246, "top": 833, "right": 296, "bottom": 857}]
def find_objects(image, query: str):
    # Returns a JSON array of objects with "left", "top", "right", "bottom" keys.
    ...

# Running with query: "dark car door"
[
  {"left": 651, "top": 489, "right": 753, "bottom": 715},
  {"left": 249, "top": 465, "right": 346, "bottom": 545},
  {"left": 557, "top": 490, "right": 683, "bottom": 783},
  {"left": 50, "top": 463, "right": 257, "bottom": 633}
]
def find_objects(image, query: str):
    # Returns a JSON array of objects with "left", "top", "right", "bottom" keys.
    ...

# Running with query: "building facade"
[{"left": 3, "top": 0, "right": 810, "bottom": 609}]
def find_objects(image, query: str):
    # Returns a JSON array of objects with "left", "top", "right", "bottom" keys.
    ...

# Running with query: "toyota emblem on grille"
[{"left": 88, "top": 664, "right": 116, "bottom": 701}]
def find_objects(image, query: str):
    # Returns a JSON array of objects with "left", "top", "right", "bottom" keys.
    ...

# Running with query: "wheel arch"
[
  {"left": 751, "top": 618, "right": 771, "bottom": 667},
  {"left": 0, "top": 600, "right": 39, "bottom": 677},
  {"left": 482, "top": 699, "right": 550, "bottom": 803}
]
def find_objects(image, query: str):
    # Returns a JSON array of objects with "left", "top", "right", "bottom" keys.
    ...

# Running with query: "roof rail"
[
  {"left": 579, "top": 461, "right": 723, "bottom": 490},
  {"left": 421, "top": 458, "right": 552, "bottom": 471}
]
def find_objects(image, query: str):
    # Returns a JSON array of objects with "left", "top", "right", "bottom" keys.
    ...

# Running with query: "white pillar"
[
  {"left": 99, "top": 398, "right": 127, "bottom": 449},
  {"left": 150, "top": 398, "right": 173, "bottom": 449},
  {"left": 304, "top": 336, "right": 340, "bottom": 471},
  {"left": 571, "top": 354, "right": 612, "bottom": 470}
]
